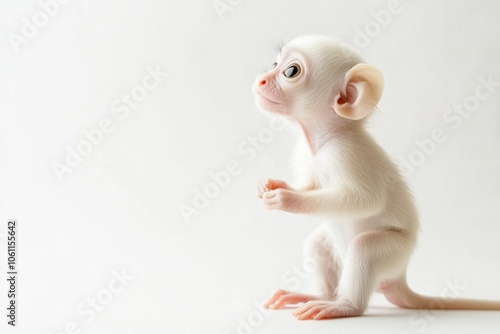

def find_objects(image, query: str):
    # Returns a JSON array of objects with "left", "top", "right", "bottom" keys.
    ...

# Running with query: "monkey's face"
[
  {"left": 253, "top": 50, "right": 312, "bottom": 116},
  {"left": 254, "top": 36, "right": 383, "bottom": 123}
]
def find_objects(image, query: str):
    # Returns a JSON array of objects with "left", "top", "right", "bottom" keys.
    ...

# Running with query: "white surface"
[{"left": 1, "top": 0, "right": 500, "bottom": 333}]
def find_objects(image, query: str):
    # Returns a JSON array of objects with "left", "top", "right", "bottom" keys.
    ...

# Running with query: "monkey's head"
[{"left": 253, "top": 35, "right": 384, "bottom": 125}]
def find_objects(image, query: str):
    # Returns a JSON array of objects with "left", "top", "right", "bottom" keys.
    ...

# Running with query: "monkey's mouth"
[{"left": 256, "top": 92, "right": 280, "bottom": 105}]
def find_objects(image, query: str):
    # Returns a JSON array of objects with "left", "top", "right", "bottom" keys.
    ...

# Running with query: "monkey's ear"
[{"left": 332, "top": 64, "right": 384, "bottom": 120}]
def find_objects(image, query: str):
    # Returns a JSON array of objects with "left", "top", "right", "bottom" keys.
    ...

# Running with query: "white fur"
[{"left": 256, "top": 35, "right": 500, "bottom": 320}]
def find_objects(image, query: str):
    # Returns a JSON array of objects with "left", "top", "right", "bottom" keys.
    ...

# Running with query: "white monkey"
[{"left": 253, "top": 35, "right": 500, "bottom": 320}]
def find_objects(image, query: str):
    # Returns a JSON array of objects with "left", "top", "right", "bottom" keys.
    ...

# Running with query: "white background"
[{"left": 1, "top": 0, "right": 500, "bottom": 333}]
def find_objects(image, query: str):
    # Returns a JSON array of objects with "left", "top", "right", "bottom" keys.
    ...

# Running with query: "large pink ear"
[{"left": 332, "top": 64, "right": 384, "bottom": 120}]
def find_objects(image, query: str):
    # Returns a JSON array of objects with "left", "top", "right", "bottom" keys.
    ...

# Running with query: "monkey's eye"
[
  {"left": 271, "top": 62, "right": 277, "bottom": 69},
  {"left": 283, "top": 64, "right": 301, "bottom": 78}
]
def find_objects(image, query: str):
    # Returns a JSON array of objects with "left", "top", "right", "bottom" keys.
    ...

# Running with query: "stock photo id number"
[{"left": 6, "top": 220, "right": 18, "bottom": 326}]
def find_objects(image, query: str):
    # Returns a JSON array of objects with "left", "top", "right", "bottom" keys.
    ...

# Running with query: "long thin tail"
[{"left": 381, "top": 273, "right": 500, "bottom": 310}]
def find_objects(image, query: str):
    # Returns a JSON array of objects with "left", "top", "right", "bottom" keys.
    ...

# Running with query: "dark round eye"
[
  {"left": 271, "top": 62, "right": 277, "bottom": 69},
  {"left": 283, "top": 64, "right": 301, "bottom": 78}
]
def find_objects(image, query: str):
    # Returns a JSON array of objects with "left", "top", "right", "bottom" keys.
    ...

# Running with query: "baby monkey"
[{"left": 253, "top": 35, "right": 500, "bottom": 320}]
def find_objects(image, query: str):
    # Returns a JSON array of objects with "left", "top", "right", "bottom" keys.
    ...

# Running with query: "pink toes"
[{"left": 264, "top": 289, "right": 318, "bottom": 310}]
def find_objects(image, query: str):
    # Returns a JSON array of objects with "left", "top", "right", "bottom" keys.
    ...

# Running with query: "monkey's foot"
[
  {"left": 293, "top": 300, "right": 362, "bottom": 320},
  {"left": 264, "top": 289, "right": 318, "bottom": 310}
]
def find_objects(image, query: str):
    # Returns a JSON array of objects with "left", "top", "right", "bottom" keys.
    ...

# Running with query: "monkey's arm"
[{"left": 261, "top": 186, "right": 386, "bottom": 217}]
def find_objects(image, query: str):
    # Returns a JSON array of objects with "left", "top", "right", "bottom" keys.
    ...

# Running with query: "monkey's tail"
[{"left": 381, "top": 273, "right": 500, "bottom": 310}]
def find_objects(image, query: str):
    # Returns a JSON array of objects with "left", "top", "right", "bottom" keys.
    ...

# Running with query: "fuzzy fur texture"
[{"left": 255, "top": 35, "right": 500, "bottom": 320}]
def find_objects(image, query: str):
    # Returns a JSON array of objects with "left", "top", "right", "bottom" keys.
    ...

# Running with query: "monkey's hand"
[
  {"left": 257, "top": 178, "right": 293, "bottom": 198},
  {"left": 261, "top": 188, "right": 304, "bottom": 213}
]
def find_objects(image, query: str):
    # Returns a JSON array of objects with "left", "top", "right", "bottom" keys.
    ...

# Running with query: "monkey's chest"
[
  {"left": 293, "top": 140, "right": 344, "bottom": 188},
  {"left": 308, "top": 153, "right": 343, "bottom": 189}
]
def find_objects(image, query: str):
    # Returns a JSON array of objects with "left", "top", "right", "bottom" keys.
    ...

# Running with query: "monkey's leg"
[
  {"left": 264, "top": 226, "right": 341, "bottom": 309},
  {"left": 294, "top": 230, "right": 413, "bottom": 320},
  {"left": 305, "top": 225, "right": 342, "bottom": 300}
]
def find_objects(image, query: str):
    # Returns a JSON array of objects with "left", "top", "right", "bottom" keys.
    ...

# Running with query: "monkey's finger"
[
  {"left": 270, "top": 293, "right": 316, "bottom": 309},
  {"left": 263, "top": 194, "right": 283, "bottom": 210},
  {"left": 293, "top": 301, "right": 323, "bottom": 316},
  {"left": 293, "top": 305, "right": 309, "bottom": 317},
  {"left": 257, "top": 184, "right": 265, "bottom": 198},
  {"left": 261, "top": 190, "right": 278, "bottom": 200},
  {"left": 266, "top": 179, "right": 290, "bottom": 190},
  {"left": 263, "top": 299, "right": 274, "bottom": 309},
  {"left": 257, "top": 180, "right": 271, "bottom": 198},
  {"left": 295, "top": 305, "right": 322, "bottom": 320},
  {"left": 264, "top": 289, "right": 289, "bottom": 308},
  {"left": 314, "top": 308, "right": 337, "bottom": 320}
]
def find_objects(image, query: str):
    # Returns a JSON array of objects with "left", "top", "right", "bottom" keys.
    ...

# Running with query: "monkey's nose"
[{"left": 259, "top": 79, "right": 267, "bottom": 86}]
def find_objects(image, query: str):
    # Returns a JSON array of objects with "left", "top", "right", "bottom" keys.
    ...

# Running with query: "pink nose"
[{"left": 259, "top": 79, "right": 266, "bottom": 86}]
